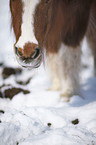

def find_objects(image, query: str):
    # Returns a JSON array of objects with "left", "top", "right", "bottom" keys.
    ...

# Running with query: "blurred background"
[{"left": 0, "top": 0, "right": 19, "bottom": 67}]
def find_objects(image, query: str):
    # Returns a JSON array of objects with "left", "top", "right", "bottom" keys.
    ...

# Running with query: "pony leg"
[
  {"left": 58, "top": 44, "right": 82, "bottom": 101},
  {"left": 47, "top": 53, "right": 60, "bottom": 91},
  {"left": 86, "top": 1, "right": 96, "bottom": 76},
  {"left": 87, "top": 37, "right": 96, "bottom": 76}
]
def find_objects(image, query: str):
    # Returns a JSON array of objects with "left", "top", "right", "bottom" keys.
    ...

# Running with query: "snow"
[{"left": 0, "top": 1, "right": 96, "bottom": 145}]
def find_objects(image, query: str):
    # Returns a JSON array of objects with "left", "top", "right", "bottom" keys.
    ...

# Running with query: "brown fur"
[
  {"left": 18, "top": 43, "right": 38, "bottom": 58},
  {"left": 10, "top": 0, "right": 23, "bottom": 41},
  {"left": 34, "top": 0, "right": 93, "bottom": 53}
]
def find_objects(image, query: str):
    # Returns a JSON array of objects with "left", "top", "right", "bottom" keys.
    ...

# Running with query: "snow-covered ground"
[{"left": 0, "top": 1, "right": 96, "bottom": 145}]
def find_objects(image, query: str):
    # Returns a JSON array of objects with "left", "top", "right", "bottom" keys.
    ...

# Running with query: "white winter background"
[{"left": 0, "top": 1, "right": 96, "bottom": 145}]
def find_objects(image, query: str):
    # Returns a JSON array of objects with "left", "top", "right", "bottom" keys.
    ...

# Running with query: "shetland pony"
[{"left": 10, "top": 0, "right": 96, "bottom": 101}]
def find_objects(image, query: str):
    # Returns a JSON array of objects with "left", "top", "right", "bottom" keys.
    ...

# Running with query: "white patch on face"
[{"left": 15, "top": 0, "right": 40, "bottom": 49}]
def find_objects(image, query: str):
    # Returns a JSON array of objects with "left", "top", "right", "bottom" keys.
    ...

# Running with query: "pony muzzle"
[{"left": 14, "top": 46, "right": 43, "bottom": 69}]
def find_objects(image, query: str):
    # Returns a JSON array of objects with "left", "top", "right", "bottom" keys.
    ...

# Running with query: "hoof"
[{"left": 60, "top": 93, "right": 72, "bottom": 102}]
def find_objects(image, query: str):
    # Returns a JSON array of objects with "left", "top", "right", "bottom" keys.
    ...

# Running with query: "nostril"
[
  {"left": 15, "top": 47, "right": 22, "bottom": 57},
  {"left": 14, "top": 46, "right": 18, "bottom": 54},
  {"left": 32, "top": 47, "right": 41, "bottom": 59}
]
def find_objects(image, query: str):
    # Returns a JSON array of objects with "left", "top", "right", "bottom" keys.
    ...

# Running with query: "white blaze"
[{"left": 16, "top": 0, "right": 40, "bottom": 49}]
